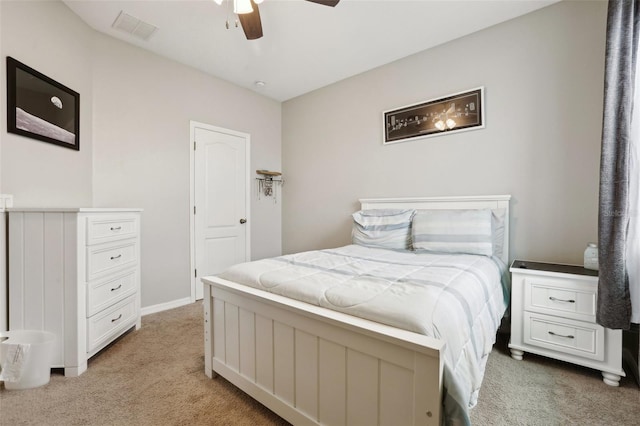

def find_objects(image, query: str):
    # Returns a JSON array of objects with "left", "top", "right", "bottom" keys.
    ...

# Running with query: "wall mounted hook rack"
[{"left": 256, "top": 170, "right": 284, "bottom": 201}]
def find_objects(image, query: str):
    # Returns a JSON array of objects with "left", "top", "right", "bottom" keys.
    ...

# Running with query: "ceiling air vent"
[{"left": 112, "top": 11, "right": 158, "bottom": 41}]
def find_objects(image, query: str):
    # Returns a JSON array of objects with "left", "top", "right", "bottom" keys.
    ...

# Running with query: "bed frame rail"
[{"left": 203, "top": 277, "right": 444, "bottom": 426}]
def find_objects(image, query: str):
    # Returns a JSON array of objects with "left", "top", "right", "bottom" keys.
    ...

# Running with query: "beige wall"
[
  {"left": 0, "top": 0, "right": 94, "bottom": 206},
  {"left": 0, "top": 1, "right": 282, "bottom": 309},
  {"left": 0, "top": 0, "right": 609, "bottom": 310},
  {"left": 91, "top": 34, "right": 282, "bottom": 307},
  {"left": 282, "top": 0, "right": 607, "bottom": 265}
]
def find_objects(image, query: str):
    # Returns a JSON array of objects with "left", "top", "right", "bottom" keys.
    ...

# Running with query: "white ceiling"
[{"left": 63, "top": 0, "right": 559, "bottom": 101}]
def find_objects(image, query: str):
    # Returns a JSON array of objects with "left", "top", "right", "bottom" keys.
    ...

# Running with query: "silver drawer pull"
[
  {"left": 111, "top": 314, "right": 122, "bottom": 323},
  {"left": 110, "top": 254, "right": 122, "bottom": 260},
  {"left": 548, "top": 331, "right": 574, "bottom": 339},
  {"left": 110, "top": 226, "right": 122, "bottom": 231},
  {"left": 110, "top": 284, "right": 122, "bottom": 292},
  {"left": 549, "top": 296, "right": 575, "bottom": 303}
]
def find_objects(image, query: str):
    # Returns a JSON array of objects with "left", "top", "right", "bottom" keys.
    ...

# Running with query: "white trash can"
[{"left": 0, "top": 330, "right": 56, "bottom": 390}]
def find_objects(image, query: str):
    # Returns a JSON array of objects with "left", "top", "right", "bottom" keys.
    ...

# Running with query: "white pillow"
[
  {"left": 352, "top": 209, "right": 415, "bottom": 250},
  {"left": 491, "top": 208, "right": 506, "bottom": 260},
  {"left": 412, "top": 209, "right": 493, "bottom": 256}
]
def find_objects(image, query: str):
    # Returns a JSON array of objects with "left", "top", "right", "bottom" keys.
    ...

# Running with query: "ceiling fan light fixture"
[{"left": 234, "top": 0, "right": 253, "bottom": 14}]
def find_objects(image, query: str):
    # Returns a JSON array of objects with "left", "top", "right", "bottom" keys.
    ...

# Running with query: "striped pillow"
[
  {"left": 412, "top": 209, "right": 493, "bottom": 256},
  {"left": 352, "top": 209, "right": 415, "bottom": 250}
]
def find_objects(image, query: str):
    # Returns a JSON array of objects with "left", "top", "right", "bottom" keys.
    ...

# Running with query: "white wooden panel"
[
  {"left": 347, "top": 349, "right": 379, "bottom": 426},
  {"left": 0, "top": 212, "right": 6, "bottom": 332},
  {"left": 255, "top": 314, "right": 274, "bottom": 392},
  {"left": 225, "top": 304, "right": 241, "bottom": 371},
  {"left": 205, "top": 279, "right": 445, "bottom": 426},
  {"left": 295, "top": 330, "right": 318, "bottom": 421},
  {"left": 63, "top": 213, "right": 82, "bottom": 372},
  {"left": 203, "top": 284, "right": 213, "bottom": 377},
  {"left": 319, "top": 339, "right": 346, "bottom": 426},
  {"left": 24, "top": 213, "right": 45, "bottom": 329},
  {"left": 44, "top": 213, "right": 65, "bottom": 366},
  {"left": 380, "top": 361, "right": 414, "bottom": 426},
  {"left": 213, "top": 285, "right": 433, "bottom": 370},
  {"left": 239, "top": 308, "right": 256, "bottom": 380},
  {"left": 274, "top": 322, "right": 295, "bottom": 405},
  {"left": 204, "top": 237, "right": 238, "bottom": 275},
  {"left": 413, "top": 352, "right": 443, "bottom": 424},
  {"left": 204, "top": 142, "right": 238, "bottom": 227},
  {"left": 8, "top": 213, "right": 25, "bottom": 329},
  {"left": 213, "top": 298, "right": 226, "bottom": 361}
]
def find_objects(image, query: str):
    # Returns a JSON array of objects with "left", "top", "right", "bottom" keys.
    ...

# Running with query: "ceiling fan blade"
[
  {"left": 238, "top": 1, "right": 263, "bottom": 40},
  {"left": 305, "top": 0, "right": 340, "bottom": 6}
]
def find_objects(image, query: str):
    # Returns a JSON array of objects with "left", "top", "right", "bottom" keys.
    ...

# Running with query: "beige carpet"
[{"left": 0, "top": 302, "right": 637, "bottom": 425}]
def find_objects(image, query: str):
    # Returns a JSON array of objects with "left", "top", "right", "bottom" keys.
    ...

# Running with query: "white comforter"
[{"left": 219, "top": 244, "right": 509, "bottom": 425}]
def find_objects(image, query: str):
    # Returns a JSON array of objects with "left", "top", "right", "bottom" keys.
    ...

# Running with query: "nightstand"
[{"left": 509, "top": 260, "right": 625, "bottom": 386}]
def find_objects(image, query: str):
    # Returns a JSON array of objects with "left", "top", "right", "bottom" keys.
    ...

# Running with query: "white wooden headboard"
[{"left": 359, "top": 195, "right": 512, "bottom": 265}]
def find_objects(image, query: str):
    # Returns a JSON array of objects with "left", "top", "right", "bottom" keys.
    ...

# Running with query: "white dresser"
[
  {"left": 8, "top": 208, "right": 142, "bottom": 376},
  {"left": 509, "top": 260, "right": 625, "bottom": 386}
]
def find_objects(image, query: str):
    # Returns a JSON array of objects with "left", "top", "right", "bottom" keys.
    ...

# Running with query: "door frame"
[{"left": 189, "top": 120, "right": 251, "bottom": 302}]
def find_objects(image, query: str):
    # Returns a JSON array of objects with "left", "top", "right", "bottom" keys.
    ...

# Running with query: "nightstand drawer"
[
  {"left": 524, "top": 276, "right": 597, "bottom": 322},
  {"left": 524, "top": 312, "right": 604, "bottom": 361}
]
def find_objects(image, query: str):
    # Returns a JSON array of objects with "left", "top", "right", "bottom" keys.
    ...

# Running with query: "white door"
[{"left": 193, "top": 124, "right": 250, "bottom": 300}]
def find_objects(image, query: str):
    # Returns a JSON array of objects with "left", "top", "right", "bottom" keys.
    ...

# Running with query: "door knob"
[{"left": 239, "top": 218, "right": 247, "bottom": 224}]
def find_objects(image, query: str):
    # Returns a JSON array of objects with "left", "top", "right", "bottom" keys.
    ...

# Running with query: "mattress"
[{"left": 219, "top": 244, "right": 509, "bottom": 425}]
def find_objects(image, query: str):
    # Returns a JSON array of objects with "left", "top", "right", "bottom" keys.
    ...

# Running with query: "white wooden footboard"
[{"left": 203, "top": 277, "right": 444, "bottom": 426}]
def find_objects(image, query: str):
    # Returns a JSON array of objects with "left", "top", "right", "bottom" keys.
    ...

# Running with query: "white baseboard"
[{"left": 141, "top": 297, "right": 194, "bottom": 316}]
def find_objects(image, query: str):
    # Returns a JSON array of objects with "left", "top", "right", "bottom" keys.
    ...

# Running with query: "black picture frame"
[
  {"left": 383, "top": 87, "right": 484, "bottom": 145},
  {"left": 6, "top": 57, "right": 80, "bottom": 151}
]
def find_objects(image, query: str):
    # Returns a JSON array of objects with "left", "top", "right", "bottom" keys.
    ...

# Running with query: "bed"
[{"left": 202, "top": 195, "right": 511, "bottom": 425}]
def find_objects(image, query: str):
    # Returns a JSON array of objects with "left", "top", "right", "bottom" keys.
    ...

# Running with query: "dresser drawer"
[
  {"left": 87, "top": 295, "right": 137, "bottom": 352},
  {"left": 524, "top": 312, "right": 604, "bottom": 361},
  {"left": 87, "top": 240, "right": 138, "bottom": 281},
  {"left": 524, "top": 276, "right": 597, "bottom": 322},
  {"left": 87, "top": 270, "right": 137, "bottom": 317},
  {"left": 86, "top": 216, "right": 138, "bottom": 245}
]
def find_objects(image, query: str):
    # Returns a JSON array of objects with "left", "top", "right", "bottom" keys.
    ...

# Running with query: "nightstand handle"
[
  {"left": 549, "top": 296, "right": 575, "bottom": 303},
  {"left": 548, "top": 331, "right": 574, "bottom": 339}
]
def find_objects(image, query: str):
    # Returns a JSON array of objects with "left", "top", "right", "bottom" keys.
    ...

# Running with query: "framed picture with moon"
[
  {"left": 6, "top": 57, "right": 80, "bottom": 151},
  {"left": 383, "top": 87, "right": 484, "bottom": 145}
]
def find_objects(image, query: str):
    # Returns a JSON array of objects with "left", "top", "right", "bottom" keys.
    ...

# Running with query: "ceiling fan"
[{"left": 214, "top": 0, "right": 340, "bottom": 40}]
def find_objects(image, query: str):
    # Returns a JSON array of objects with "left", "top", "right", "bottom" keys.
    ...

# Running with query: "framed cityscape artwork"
[{"left": 383, "top": 87, "right": 484, "bottom": 144}]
